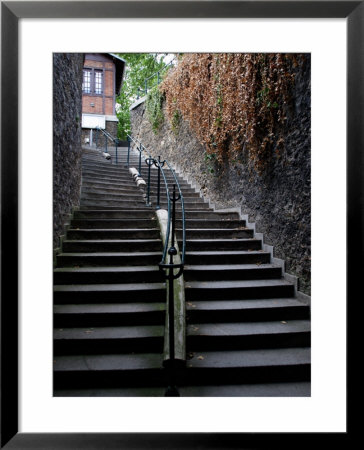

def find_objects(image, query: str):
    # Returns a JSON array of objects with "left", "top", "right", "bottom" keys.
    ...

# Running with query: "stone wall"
[
  {"left": 53, "top": 53, "right": 84, "bottom": 248},
  {"left": 130, "top": 58, "right": 311, "bottom": 294}
]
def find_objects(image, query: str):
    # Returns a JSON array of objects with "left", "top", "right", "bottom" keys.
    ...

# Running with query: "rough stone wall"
[
  {"left": 105, "top": 120, "right": 118, "bottom": 138},
  {"left": 130, "top": 59, "right": 311, "bottom": 294},
  {"left": 53, "top": 53, "right": 84, "bottom": 248}
]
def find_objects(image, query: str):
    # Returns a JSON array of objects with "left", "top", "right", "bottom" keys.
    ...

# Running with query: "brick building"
[{"left": 81, "top": 53, "right": 125, "bottom": 145}]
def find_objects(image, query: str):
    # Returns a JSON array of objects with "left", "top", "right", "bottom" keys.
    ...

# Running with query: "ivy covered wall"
[{"left": 130, "top": 53, "right": 311, "bottom": 294}]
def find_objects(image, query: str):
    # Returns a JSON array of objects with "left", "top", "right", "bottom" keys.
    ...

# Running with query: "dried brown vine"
[{"left": 161, "top": 53, "right": 306, "bottom": 174}]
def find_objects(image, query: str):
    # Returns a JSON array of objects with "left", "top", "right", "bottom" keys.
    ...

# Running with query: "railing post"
[
  {"left": 115, "top": 139, "right": 119, "bottom": 165},
  {"left": 138, "top": 143, "right": 142, "bottom": 177},
  {"left": 105, "top": 133, "right": 108, "bottom": 153},
  {"left": 165, "top": 185, "right": 179, "bottom": 397},
  {"left": 126, "top": 136, "right": 130, "bottom": 168},
  {"left": 95, "top": 128, "right": 99, "bottom": 148},
  {"left": 156, "top": 155, "right": 161, "bottom": 210},
  {"left": 146, "top": 157, "right": 152, "bottom": 207}
]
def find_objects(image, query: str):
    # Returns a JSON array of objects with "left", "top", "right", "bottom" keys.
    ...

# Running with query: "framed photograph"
[{"left": 1, "top": 1, "right": 357, "bottom": 448}]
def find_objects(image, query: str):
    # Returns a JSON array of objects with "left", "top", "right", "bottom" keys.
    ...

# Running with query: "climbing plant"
[
  {"left": 161, "top": 53, "right": 306, "bottom": 173},
  {"left": 145, "top": 86, "right": 165, "bottom": 133},
  {"left": 115, "top": 53, "right": 169, "bottom": 139}
]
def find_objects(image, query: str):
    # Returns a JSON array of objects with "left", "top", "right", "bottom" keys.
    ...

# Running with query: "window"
[
  {"left": 83, "top": 68, "right": 103, "bottom": 95},
  {"left": 82, "top": 69, "right": 91, "bottom": 93},
  {"left": 94, "top": 70, "right": 103, "bottom": 95}
]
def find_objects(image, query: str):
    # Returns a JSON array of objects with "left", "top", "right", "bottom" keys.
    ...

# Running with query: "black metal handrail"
[
  {"left": 126, "top": 134, "right": 186, "bottom": 270},
  {"left": 92, "top": 129, "right": 186, "bottom": 395},
  {"left": 127, "top": 134, "right": 186, "bottom": 396},
  {"left": 157, "top": 159, "right": 186, "bottom": 276},
  {"left": 95, "top": 127, "right": 120, "bottom": 164}
]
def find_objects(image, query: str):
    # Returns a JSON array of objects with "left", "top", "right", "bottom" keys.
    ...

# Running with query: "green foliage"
[
  {"left": 146, "top": 86, "right": 165, "bottom": 133},
  {"left": 204, "top": 152, "right": 217, "bottom": 174},
  {"left": 115, "top": 53, "right": 169, "bottom": 139},
  {"left": 171, "top": 109, "right": 182, "bottom": 135}
]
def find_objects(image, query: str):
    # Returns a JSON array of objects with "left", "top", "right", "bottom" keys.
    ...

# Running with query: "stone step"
[
  {"left": 54, "top": 282, "right": 165, "bottom": 304},
  {"left": 70, "top": 218, "right": 157, "bottom": 229},
  {"left": 81, "top": 188, "right": 144, "bottom": 199},
  {"left": 181, "top": 238, "right": 262, "bottom": 251},
  {"left": 53, "top": 347, "right": 310, "bottom": 389},
  {"left": 186, "top": 320, "right": 311, "bottom": 351},
  {"left": 182, "top": 348, "right": 311, "bottom": 384},
  {"left": 184, "top": 250, "right": 270, "bottom": 265},
  {"left": 55, "top": 381, "right": 311, "bottom": 397},
  {"left": 184, "top": 263, "right": 281, "bottom": 281},
  {"left": 54, "top": 302, "right": 166, "bottom": 327},
  {"left": 180, "top": 228, "right": 254, "bottom": 240},
  {"left": 185, "top": 279, "right": 295, "bottom": 301},
  {"left": 179, "top": 219, "right": 247, "bottom": 229},
  {"left": 66, "top": 228, "right": 160, "bottom": 240},
  {"left": 80, "top": 198, "right": 209, "bottom": 209},
  {"left": 56, "top": 252, "right": 162, "bottom": 267},
  {"left": 81, "top": 199, "right": 148, "bottom": 209},
  {"left": 53, "top": 353, "right": 166, "bottom": 389},
  {"left": 74, "top": 209, "right": 156, "bottom": 219},
  {"left": 62, "top": 239, "right": 162, "bottom": 253},
  {"left": 186, "top": 298, "right": 310, "bottom": 322},
  {"left": 81, "top": 192, "right": 205, "bottom": 204},
  {"left": 81, "top": 186, "right": 199, "bottom": 197},
  {"left": 82, "top": 165, "right": 183, "bottom": 181},
  {"left": 54, "top": 265, "right": 164, "bottom": 284},
  {"left": 54, "top": 325, "right": 164, "bottom": 355},
  {"left": 82, "top": 174, "right": 190, "bottom": 186}
]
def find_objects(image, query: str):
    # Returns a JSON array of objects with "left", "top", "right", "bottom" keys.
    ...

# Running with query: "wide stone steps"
[
  {"left": 82, "top": 165, "right": 182, "bottom": 180},
  {"left": 53, "top": 347, "right": 310, "bottom": 389},
  {"left": 54, "top": 325, "right": 165, "bottom": 355},
  {"left": 69, "top": 218, "right": 244, "bottom": 229},
  {"left": 66, "top": 227, "right": 254, "bottom": 241},
  {"left": 81, "top": 186, "right": 200, "bottom": 197},
  {"left": 186, "top": 320, "right": 311, "bottom": 351},
  {"left": 54, "top": 282, "right": 166, "bottom": 304},
  {"left": 70, "top": 218, "right": 158, "bottom": 229},
  {"left": 53, "top": 146, "right": 310, "bottom": 396},
  {"left": 53, "top": 353, "right": 166, "bottom": 389},
  {"left": 184, "top": 263, "right": 282, "bottom": 281},
  {"left": 80, "top": 199, "right": 211, "bottom": 209},
  {"left": 185, "top": 279, "right": 295, "bottom": 301},
  {"left": 82, "top": 174, "right": 191, "bottom": 186},
  {"left": 55, "top": 251, "right": 162, "bottom": 267},
  {"left": 66, "top": 228, "right": 161, "bottom": 240},
  {"left": 181, "top": 348, "right": 310, "bottom": 384},
  {"left": 186, "top": 298, "right": 310, "bottom": 322},
  {"left": 74, "top": 209, "right": 238, "bottom": 220},
  {"left": 54, "top": 265, "right": 164, "bottom": 284},
  {"left": 54, "top": 302, "right": 166, "bottom": 327},
  {"left": 62, "top": 239, "right": 162, "bottom": 253},
  {"left": 80, "top": 191, "right": 202, "bottom": 202},
  {"left": 179, "top": 238, "right": 262, "bottom": 251},
  {"left": 55, "top": 382, "right": 311, "bottom": 397}
]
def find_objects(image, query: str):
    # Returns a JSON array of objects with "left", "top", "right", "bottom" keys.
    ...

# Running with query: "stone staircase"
[{"left": 54, "top": 145, "right": 311, "bottom": 396}]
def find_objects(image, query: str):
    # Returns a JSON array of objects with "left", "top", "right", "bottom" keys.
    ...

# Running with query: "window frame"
[{"left": 82, "top": 67, "right": 103, "bottom": 96}]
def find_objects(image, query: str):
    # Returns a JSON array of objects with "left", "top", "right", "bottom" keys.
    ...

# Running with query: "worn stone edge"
[
  {"left": 53, "top": 205, "right": 80, "bottom": 267},
  {"left": 155, "top": 209, "right": 186, "bottom": 366}
]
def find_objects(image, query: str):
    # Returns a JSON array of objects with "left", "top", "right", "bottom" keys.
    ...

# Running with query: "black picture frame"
[{"left": 1, "top": 1, "right": 357, "bottom": 448}]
